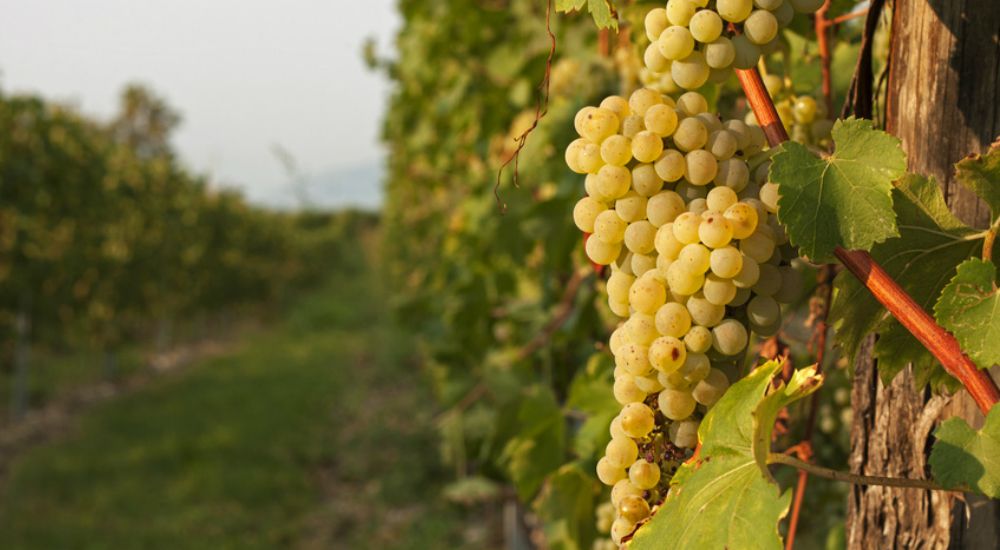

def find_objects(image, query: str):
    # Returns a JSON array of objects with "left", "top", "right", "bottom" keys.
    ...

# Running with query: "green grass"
[{"left": 0, "top": 253, "right": 472, "bottom": 549}]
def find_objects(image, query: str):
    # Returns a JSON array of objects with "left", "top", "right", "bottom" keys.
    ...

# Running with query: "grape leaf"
[
  {"left": 955, "top": 139, "right": 1000, "bottom": 223},
  {"left": 929, "top": 404, "right": 1000, "bottom": 497},
  {"left": 534, "top": 463, "right": 600, "bottom": 550},
  {"left": 566, "top": 353, "right": 618, "bottom": 460},
  {"left": 497, "top": 386, "right": 567, "bottom": 500},
  {"left": 629, "top": 361, "right": 822, "bottom": 550},
  {"left": 829, "top": 174, "right": 982, "bottom": 389},
  {"left": 770, "top": 117, "right": 906, "bottom": 262},
  {"left": 555, "top": 0, "right": 618, "bottom": 30},
  {"left": 934, "top": 259, "right": 1000, "bottom": 370}
]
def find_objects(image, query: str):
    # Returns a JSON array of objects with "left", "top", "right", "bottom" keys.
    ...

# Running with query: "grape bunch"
[
  {"left": 744, "top": 74, "right": 834, "bottom": 148},
  {"left": 639, "top": 0, "right": 824, "bottom": 90},
  {"left": 566, "top": 87, "right": 802, "bottom": 547}
]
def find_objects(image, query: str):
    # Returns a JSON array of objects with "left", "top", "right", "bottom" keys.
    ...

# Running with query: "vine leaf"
[
  {"left": 770, "top": 117, "right": 906, "bottom": 262},
  {"left": 534, "top": 463, "right": 600, "bottom": 550},
  {"left": 629, "top": 361, "right": 822, "bottom": 550},
  {"left": 929, "top": 404, "right": 1000, "bottom": 497},
  {"left": 829, "top": 174, "right": 982, "bottom": 389},
  {"left": 955, "top": 139, "right": 1000, "bottom": 223},
  {"left": 555, "top": 0, "right": 619, "bottom": 30},
  {"left": 934, "top": 259, "right": 1000, "bottom": 370},
  {"left": 566, "top": 353, "right": 619, "bottom": 459},
  {"left": 497, "top": 386, "right": 567, "bottom": 501}
]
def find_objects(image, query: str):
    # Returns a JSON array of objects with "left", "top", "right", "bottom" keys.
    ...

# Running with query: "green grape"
[
  {"left": 632, "top": 130, "right": 665, "bottom": 163},
  {"left": 605, "top": 436, "right": 640, "bottom": 468},
  {"left": 631, "top": 252, "right": 657, "bottom": 276},
  {"left": 789, "top": 0, "right": 824, "bottom": 12},
  {"left": 675, "top": 181, "right": 709, "bottom": 202},
  {"left": 600, "top": 95, "right": 631, "bottom": 119},
  {"left": 621, "top": 402, "right": 656, "bottom": 438},
  {"left": 724, "top": 201, "right": 759, "bottom": 238},
  {"left": 666, "top": 261, "right": 705, "bottom": 295},
  {"left": 574, "top": 106, "right": 597, "bottom": 136},
  {"left": 609, "top": 299, "right": 631, "bottom": 317},
  {"left": 684, "top": 149, "right": 718, "bottom": 185},
  {"left": 629, "top": 272, "right": 667, "bottom": 314},
  {"left": 684, "top": 325, "right": 713, "bottom": 353},
  {"left": 709, "top": 245, "right": 743, "bottom": 278},
  {"left": 732, "top": 254, "right": 760, "bottom": 288},
  {"left": 755, "top": 0, "right": 783, "bottom": 9},
  {"left": 672, "top": 117, "right": 709, "bottom": 152},
  {"left": 746, "top": 125, "right": 767, "bottom": 152},
  {"left": 711, "top": 318, "right": 749, "bottom": 355},
  {"left": 594, "top": 209, "right": 628, "bottom": 243},
  {"left": 609, "top": 324, "right": 630, "bottom": 356},
  {"left": 659, "top": 369, "right": 690, "bottom": 390},
  {"left": 658, "top": 388, "right": 697, "bottom": 420},
  {"left": 681, "top": 352, "right": 711, "bottom": 383},
  {"left": 730, "top": 286, "right": 751, "bottom": 306},
  {"left": 645, "top": 7, "right": 670, "bottom": 41},
  {"left": 595, "top": 164, "right": 631, "bottom": 199},
  {"left": 634, "top": 373, "right": 664, "bottom": 393},
  {"left": 629, "top": 459, "right": 661, "bottom": 489},
  {"left": 747, "top": 294, "right": 780, "bottom": 326},
  {"left": 616, "top": 191, "right": 648, "bottom": 223},
  {"left": 632, "top": 164, "right": 665, "bottom": 197},
  {"left": 707, "top": 185, "right": 738, "bottom": 211},
  {"left": 619, "top": 494, "right": 651, "bottom": 524},
  {"left": 609, "top": 414, "right": 628, "bottom": 439},
  {"left": 706, "top": 129, "right": 738, "bottom": 160},
  {"left": 610, "top": 517, "right": 635, "bottom": 545},
  {"left": 739, "top": 227, "right": 775, "bottom": 262},
  {"left": 613, "top": 375, "right": 646, "bottom": 404},
  {"left": 714, "top": 158, "right": 750, "bottom": 190},
  {"left": 601, "top": 134, "right": 633, "bottom": 166},
  {"left": 597, "top": 456, "right": 627, "bottom": 485},
  {"left": 703, "top": 273, "right": 737, "bottom": 305},
  {"left": 759, "top": 182, "right": 780, "bottom": 212},
  {"left": 698, "top": 212, "right": 734, "bottom": 248},
  {"left": 743, "top": 10, "right": 779, "bottom": 44},
  {"left": 672, "top": 419, "right": 700, "bottom": 448},
  {"left": 579, "top": 107, "right": 620, "bottom": 142},
  {"left": 611, "top": 478, "right": 644, "bottom": 508},
  {"left": 672, "top": 211, "right": 703, "bottom": 244},
  {"left": 648, "top": 190, "right": 687, "bottom": 227},
  {"left": 688, "top": 198, "right": 709, "bottom": 215},
  {"left": 578, "top": 141, "right": 605, "bottom": 173},
  {"left": 717, "top": 0, "right": 753, "bottom": 21},
  {"left": 686, "top": 292, "right": 725, "bottom": 327},
  {"left": 704, "top": 37, "right": 736, "bottom": 69},
  {"left": 671, "top": 51, "right": 710, "bottom": 90},
  {"left": 655, "top": 222, "right": 686, "bottom": 258},
  {"left": 622, "top": 342, "right": 653, "bottom": 376},
  {"left": 596, "top": 501, "right": 616, "bottom": 534},
  {"left": 675, "top": 91, "right": 709, "bottom": 116},
  {"left": 573, "top": 196, "right": 607, "bottom": 233},
  {"left": 586, "top": 235, "right": 622, "bottom": 265},
  {"left": 649, "top": 335, "right": 687, "bottom": 373},
  {"left": 585, "top": 174, "right": 612, "bottom": 202},
  {"left": 773, "top": 0, "right": 795, "bottom": 24},
  {"left": 622, "top": 114, "right": 646, "bottom": 138},
  {"left": 626, "top": 312, "right": 659, "bottom": 345},
  {"left": 655, "top": 301, "right": 692, "bottom": 337},
  {"left": 565, "top": 138, "right": 588, "bottom": 173},
  {"left": 762, "top": 74, "right": 784, "bottom": 96},
  {"left": 773, "top": 266, "right": 803, "bottom": 303},
  {"left": 658, "top": 26, "right": 696, "bottom": 60},
  {"left": 624, "top": 220, "right": 657, "bottom": 254},
  {"left": 656, "top": 254, "right": 674, "bottom": 279},
  {"left": 722, "top": 119, "right": 752, "bottom": 149},
  {"left": 695, "top": 112, "right": 723, "bottom": 133},
  {"left": 692, "top": 368, "right": 730, "bottom": 406},
  {"left": 731, "top": 34, "right": 762, "bottom": 70},
  {"left": 752, "top": 263, "right": 782, "bottom": 296},
  {"left": 793, "top": 96, "right": 818, "bottom": 124},
  {"left": 665, "top": 0, "right": 698, "bottom": 25},
  {"left": 628, "top": 88, "right": 663, "bottom": 117},
  {"left": 645, "top": 103, "right": 679, "bottom": 137},
  {"left": 642, "top": 42, "right": 670, "bottom": 73},
  {"left": 689, "top": 9, "right": 723, "bottom": 42},
  {"left": 654, "top": 149, "right": 687, "bottom": 182},
  {"left": 678, "top": 243, "right": 711, "bottom": 273}
]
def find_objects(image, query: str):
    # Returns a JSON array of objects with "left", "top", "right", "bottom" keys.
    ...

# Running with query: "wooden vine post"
[{"left": 847, "top": 2, "right": 1000, "bottom": 548}]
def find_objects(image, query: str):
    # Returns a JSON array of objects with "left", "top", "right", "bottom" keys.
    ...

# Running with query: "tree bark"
[{"left": 846, "top": 1, "right": 1000, "bottom": 548}]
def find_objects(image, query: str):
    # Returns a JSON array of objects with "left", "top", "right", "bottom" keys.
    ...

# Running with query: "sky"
[{"left": 0, "top": 0, "right": 399, "bottom": 209}]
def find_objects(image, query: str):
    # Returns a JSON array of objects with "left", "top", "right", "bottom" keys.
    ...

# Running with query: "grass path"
[{"left": 0, "top": 257, "right": 470, "bottom": 549}]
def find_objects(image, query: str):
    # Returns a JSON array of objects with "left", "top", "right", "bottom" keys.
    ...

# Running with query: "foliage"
[
  {"left": 930, "top": 404, "right": 1000, "bottom": 498},
  {"left": 934, "top": 259, "right": 1000, "bottom": 370}
]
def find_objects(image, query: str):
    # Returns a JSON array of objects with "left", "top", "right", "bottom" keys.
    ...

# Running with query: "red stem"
[
  {"left": 814, "top": 0, "right": 834, "bottom": 117},
  {"left": 736, "top": 67, "right": 1000, "bottom": 415}
]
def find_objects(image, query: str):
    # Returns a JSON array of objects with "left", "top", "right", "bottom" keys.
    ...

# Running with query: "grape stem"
[
  {"left": 735, "top": 66, "right": 1000, "bottom": 415},
  {"left": 983, "top": 218, "right": 999, "bottom": 264},
  {"left": 768, "top": 453, "right": 949, "bottom": 491}
]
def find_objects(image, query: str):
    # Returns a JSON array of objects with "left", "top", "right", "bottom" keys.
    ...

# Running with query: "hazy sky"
[{"left": 0, "top": 0, "right": 399, "bottom": 207}]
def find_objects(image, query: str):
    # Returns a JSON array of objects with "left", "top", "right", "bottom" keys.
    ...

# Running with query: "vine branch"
[
  {"left": 735, "top": 66, "right": 1000, "bottom": 414},
  {"left": 768, "top": 453, "right": 949, "bottom": 491}
]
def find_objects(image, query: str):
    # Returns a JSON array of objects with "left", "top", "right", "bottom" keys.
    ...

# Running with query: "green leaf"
[
  {"left": 770, "top": 118, "right": 906, "bottom": 262},
  {"left": 829, "top": 174, "right": 982, "bottom": 389},
  {"left": 955, "top": 140, "right": 1000, "bottom": 222},
  {"left": 497, "top": 386, "right": 567, "bottom": 501},
  {"left": 629, "top": 361, "right": 822, "bottom": 550},
  {"left": 555, "top": 0, "right": 587, "bottom": 11},
  {"left": 555, "top": 0, "right": 618, "bottom": 30},
  {"left": 566, "top": 353, "right": 618, "bottom": 459},
  {"left": 930, "top": 404, "right": 1000, "bottom": 497},
  {"left": 934, "top": 258, "right": 1000, "bottom": 370},
  {"left": 534, "top": 463, "right": 600, "bottom": 550}
]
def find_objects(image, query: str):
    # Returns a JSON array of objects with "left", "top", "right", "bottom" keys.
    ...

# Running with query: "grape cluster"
[
  {"left": 567, "top": 87, "right": 802, "bottom": 547},
  {"left": 744, "top": 74, "right": 834, "bottom": 148},
  {"left": 639, "top": 0, "right": 823, "bottom": 90}
]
